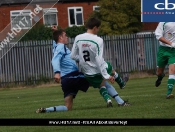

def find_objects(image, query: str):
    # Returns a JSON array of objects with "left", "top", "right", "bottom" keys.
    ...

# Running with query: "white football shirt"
[
  {"left": 71, "top": 33, "right": 110, "bottom": 79},
  {"left": 155, "top": 22, "right": 175, "bottom": 47}
]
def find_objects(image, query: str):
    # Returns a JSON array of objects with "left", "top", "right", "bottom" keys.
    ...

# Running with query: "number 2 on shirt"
[{"left": 83, "top": 50, "right": 90, "bottom": 62}]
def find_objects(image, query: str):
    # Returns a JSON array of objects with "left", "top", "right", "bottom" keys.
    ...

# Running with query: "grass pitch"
[{"left": 0, "top": 76, "right": 175, "bottom": 132}]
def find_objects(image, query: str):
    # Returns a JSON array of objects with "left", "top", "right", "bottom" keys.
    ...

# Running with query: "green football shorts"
[
  {"left": 157, "top": 46, "right": 175, "bottom": 68},
  {"left": 85, "top": 62, "right": 112, "bottom": 88}
]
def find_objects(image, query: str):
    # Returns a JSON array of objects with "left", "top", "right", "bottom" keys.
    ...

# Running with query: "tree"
[
  {"left": 20, "top": 23, "right": 86, "bottom": 41},
  {"left": 65, "top": 26, "right": 86, "bottom": 38},
  {"left": 90, "top": 0, "right": 142, "bottom": 35},
  {"left": 20, "top": 23, "right": 53, "bottom": 41}
]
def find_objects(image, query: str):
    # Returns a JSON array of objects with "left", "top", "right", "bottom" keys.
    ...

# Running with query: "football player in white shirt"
[
  {"left": 71, "top": 17, "right": 130, "bottom": 106},
  {"left": 155, "top": 22, "right": 175, "bottom": 99}
]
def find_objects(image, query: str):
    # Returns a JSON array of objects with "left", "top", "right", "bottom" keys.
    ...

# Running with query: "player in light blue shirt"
[{"left": 52, "top": 40, "right": 79, "bottom": 77}]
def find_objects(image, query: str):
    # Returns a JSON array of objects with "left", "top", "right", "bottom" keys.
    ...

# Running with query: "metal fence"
[{"left": 0, "top": 32, "right": 160, "bottom": 86}]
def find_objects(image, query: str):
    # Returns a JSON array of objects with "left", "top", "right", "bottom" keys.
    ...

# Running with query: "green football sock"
[
  {"left": 157, "top": 73, "right": 165, "bottom": 80},
  {"left": 114, "top": 74, "right": 124, "bottom": 87},
  {"left": 99, "top": 87, "right": 111, "bottom": 102},
  {"left": 167, "top": 79, "right": 175, "bottom": 95}
]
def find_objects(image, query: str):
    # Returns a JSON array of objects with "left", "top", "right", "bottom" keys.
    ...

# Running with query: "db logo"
[{"left": 155, "top": 0, "right": 175, "bottom": 10}]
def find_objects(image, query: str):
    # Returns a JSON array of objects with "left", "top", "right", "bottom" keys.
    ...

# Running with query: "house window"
[
  {"left": 93, "top": 6, "right": 100, "bottom": 11},
  {"left": 10, "top": 10, "right": 32, "bottom": 29},
  {"left": 43, "top": 8, "right": 58, "bottom": 26},
  {"left": 68, "top": 7, "right": 83, "bottom": 27}
]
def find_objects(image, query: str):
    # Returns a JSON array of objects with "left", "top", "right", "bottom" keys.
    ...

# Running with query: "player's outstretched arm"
[
  {"left": 51, "top": 45, "right": 64, "bottom": 81},
  {"left": 95, "top": 55, "right": 110, "bottom": 79}
]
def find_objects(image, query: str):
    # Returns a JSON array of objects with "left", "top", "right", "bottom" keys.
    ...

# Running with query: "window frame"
[
  {"left": 67, "top": 7, "right": 84, "bottom": 27},
  {"left": 93, "top": 6, "right": 100, "bottom": 11},
  {"left": 43, "top": 8, "right": 58, "bottom": 27},
  {"left": 10, "top": 10, "right": 32, "bottom": 29}
]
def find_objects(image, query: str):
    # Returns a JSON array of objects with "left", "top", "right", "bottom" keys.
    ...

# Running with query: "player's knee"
[{"left": 169, "top": 66, "right": 175, "bottom": 73}]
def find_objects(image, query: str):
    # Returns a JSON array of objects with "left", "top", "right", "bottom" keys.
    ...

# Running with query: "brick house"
[
  {"left": 0, "top": 0, "right": 158, "bottom": 33},
  {"left": 0, "top": 0, "right": 98, "bottom": 32},
  {"left": 142, "top": 22, "right": 158, "bottom": 31}
]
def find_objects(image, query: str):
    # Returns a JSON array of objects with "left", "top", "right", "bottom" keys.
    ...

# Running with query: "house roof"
[{"left": 0, "top": 0, "right": 98, "bottom": 5}]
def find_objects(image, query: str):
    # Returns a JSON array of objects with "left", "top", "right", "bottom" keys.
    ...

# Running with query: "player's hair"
[
  {"left": 85, "top": 17, "right": 101, "bottom": 29},
  {"left": 53, "top": 29, "right": 65, "bottom": 43}
]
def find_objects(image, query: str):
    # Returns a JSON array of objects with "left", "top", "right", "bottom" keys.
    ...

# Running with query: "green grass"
[{"left": 0, "top": 76, "right": 175, "bottom": 131}]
